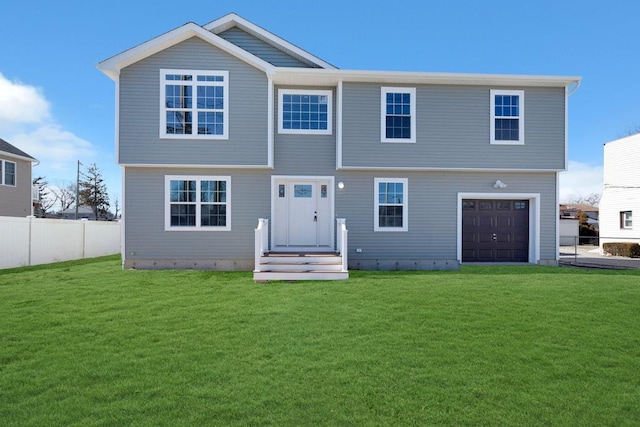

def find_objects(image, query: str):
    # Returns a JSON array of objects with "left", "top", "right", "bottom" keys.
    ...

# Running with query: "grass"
[{"left": 1, "top": 256, "right": 639, "bottom": 426}]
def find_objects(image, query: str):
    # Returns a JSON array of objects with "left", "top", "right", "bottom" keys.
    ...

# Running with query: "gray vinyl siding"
[
  {"left": 119, "top": 37, "right": 269, "bottom": 166},
  {"left": 272, "top": 85, "right": 337, "bottom": 175},
  {"left": 0, "top": 158, "right": 32, "bottom": 217},
  {"left": 124, "top": 167, "right": 270, "bottom": 262},
  {"left": 217, "top": 27, "right": 317, "bottom": 68},
  {"left": 335, "top": 170, "right": 558, "bottom": 264},
  {"left": 341, "top": 83, "right": 566, "bottom": 170},
  {"left": 124, "top": 166, "right": 557, "bottom": 267}
]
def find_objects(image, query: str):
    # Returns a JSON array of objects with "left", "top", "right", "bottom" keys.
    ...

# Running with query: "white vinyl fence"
[{"left": 0, "top": 216, "right": 121, "bottom": 269}]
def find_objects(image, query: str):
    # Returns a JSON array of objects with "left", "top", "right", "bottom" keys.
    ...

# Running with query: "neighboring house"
[
  {"left": 0, "top": 138, "right": 38, "bottom": 217},
  {"left": 559, "top": 203, "right": 599, "bottom": 228},
  {"left": 600, "top": 132, "right": 640, "bottom": 251},
  {"left": 59, "top": 205, "right": 97, "bottom": 220},
  {"left": 98, "top": 13, "right": 581, "bottom": 279}
]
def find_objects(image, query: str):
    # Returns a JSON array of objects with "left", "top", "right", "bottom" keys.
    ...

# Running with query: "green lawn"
[{"left": 1, "top": 256, "right": 639, "bottom": 426}]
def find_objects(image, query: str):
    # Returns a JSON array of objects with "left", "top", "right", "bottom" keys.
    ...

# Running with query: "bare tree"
[
  {"left": 32, "top": 176, "right": 56, "bottom": 217},
  {"left": 112, "top": 195, "right": 120, "bottom": 219},
  {"left": 52, "top": 183, "right": 77, "bottom": 211},
  {"left": 568, "top": 193, "right": 601, "bottom": 207}
]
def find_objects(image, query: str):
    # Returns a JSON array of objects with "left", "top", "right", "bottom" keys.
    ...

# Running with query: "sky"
[{"left": 1, "top": 0, "right": 638, "bottom": 209}]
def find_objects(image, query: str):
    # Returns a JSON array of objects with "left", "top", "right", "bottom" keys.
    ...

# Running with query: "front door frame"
[
  {"left": 457, "top": 192, "right": 540, "bottom": 264},
  {"left": 271, "top": 175, "right": 335, "bottom": 252}
]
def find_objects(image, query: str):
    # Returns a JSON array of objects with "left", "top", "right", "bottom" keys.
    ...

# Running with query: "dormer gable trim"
[
  {"left": 203, "top": 13, "right": 337, "bottom": 70},
  {"left": 97, "top": 22, "right": 275, "bottom": 81}
]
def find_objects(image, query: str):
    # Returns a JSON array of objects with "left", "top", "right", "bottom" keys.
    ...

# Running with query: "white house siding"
[{"left": 600, "top": 133, "right": 640, "bottom": 250}]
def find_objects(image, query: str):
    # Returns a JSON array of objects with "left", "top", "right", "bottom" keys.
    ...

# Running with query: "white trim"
[
  {"left": 120, "top": 166, "right": 126, "bottom": 265},
  {"left": 555, "top": 172, "right": 560, "bottom": 260},
  {"left": 159, "top": 69, "right": 229, "bottom": 140},
  {"left": 267, "top": 78, "right": 274, "bottom": 168},
  {"left": 457, "top": 192, "right": 541, "bottom": 264},
  {"left": 97, "top": 23, "right": 275, "bottom": 81},
  {"left": 277, "top": 89, "right": 332, "bottom": 135},
  {"left": 0, "top": 159, "right": 16, "bottom": 186},
  {"left": 338, "top": 165, "right": 565, "bottom": 173},
  {"left": 121, "top": 163, "right": 271, "bottom": 169},
  {"left": 203, "top": 13, "right": 337, "bottom": 70},
  {"left": 336, "top": 80, "right": 343, "bottom": 169},
  {"left": 621, "top": 211, "right": 633, "bottom": 229},
  {"left": 374, "top": 177, "right": 408, "bottom": 232},
  {"left": 381, "top": 87, "right": 416, "bottom": 143},
  {"left": 164, "top": 175, "right": 231, "bottom": 231},
  {"left": 564, "top": 87, "right": 569, "bottom": 171},
  {"left": 490, "top": 89, "right": 525, "bottom": 145},
  {"left": 0, "top": 151, "right": 37, "bottom": 163},
  {"left": 114, "top": 77, "right": 121, "bottom": 165},
  {"left": 270, "top": 175, "right": 335, "bottom": 250}
]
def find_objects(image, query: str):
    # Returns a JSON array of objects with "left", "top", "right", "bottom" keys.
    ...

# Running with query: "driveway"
[{"left": 559, "top": 245, "right": 640, "bottom": 269}]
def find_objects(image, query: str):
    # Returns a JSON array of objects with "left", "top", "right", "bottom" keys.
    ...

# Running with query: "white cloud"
[
  {"left": 0, "top": 72, "right": 97, "bottom": 184},
  {"left": 0, "top": 72, "right": 51, "bottom": 129},
  {"left": 559, "top": 160, "right": 603, "bottom": 203}
]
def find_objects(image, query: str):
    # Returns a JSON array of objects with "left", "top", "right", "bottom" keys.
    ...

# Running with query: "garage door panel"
[{"left": 462, "top": 199, "right": 529, "bottom": 263}]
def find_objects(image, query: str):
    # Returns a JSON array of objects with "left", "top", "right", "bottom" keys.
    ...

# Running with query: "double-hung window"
[
  {"left": 278, "top": 89, "right": 332, "bottom": 134},
  {"left": 621, "top": 211, "right": 633, "bottom": 229},
  {"left": 165, "top": 176, "right": 230, "bottom": 231},
  {"left": 381, "top": 87, "right": 416, "bottom": 143},
  {"left": 374, "top": 178, "right": 408, "bottom": 231},
  {"left": 491, "top": 90, "right": 524, "bottom": 144},
  {"left": 160, "top": 69, "right": 228, "bottom": 139},
  {"left": 0, "top": 160, "right": 16, "bottom": 186}
]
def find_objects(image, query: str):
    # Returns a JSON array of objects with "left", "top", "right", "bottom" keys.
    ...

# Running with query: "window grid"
[
  {"left": 381, "top": 87, "right": 416, "bottom": 143},
  {"left": 278, "top": 90, "right": 332, "bottom": 135},
  {"left": 621, "top": 211, "right": 633, "bottom": 229},
  {"left": 375, "top": 178, "right": 408, "bottom": 231},
  {"left": 491, "top": 90, "right": 524, "bottom": 144},
  {"left": 1, "top": 160, "right": 16, "bottom": 186},
  {"left": 161, "top": 70, "right": 228, "bottom": 139},
  {"left": 166, "top": 176, "right": 230, "bottom": 231}
]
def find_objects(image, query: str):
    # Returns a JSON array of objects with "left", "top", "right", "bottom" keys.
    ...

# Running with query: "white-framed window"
[
  {"left": 278, "top": 89, "right": 332, "bottom": 135},
  {"left": 490, "top": 89, "right": 524, "bottom": 144},
  {"left": 165, "top": 175, "right": 230, "bottom": 231},
  {"left": 381, "top": 87, "right": 416, "bottom": 143},
  {"left": 374, "top": 178, "right": 408, "bottom": 231},
  {"left": 0, "top": 160, "right": 16, "bottom": 186},
  {"left": 621, "top": 211, "right": 633, "bottom": 229},
  {"left": 160, "top": 69, "right": 229, "bottom": 139}
]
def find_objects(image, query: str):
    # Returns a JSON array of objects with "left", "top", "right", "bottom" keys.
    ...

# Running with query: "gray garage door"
[{"left": 462, "top": 199, "right": 529, "bottom": 262}]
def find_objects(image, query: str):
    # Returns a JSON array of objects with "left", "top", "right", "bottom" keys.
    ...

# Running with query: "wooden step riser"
[
  {"left": 260, "top": 256, "right": 342, "bottom": 264},
  {"left": 258, "top": 264, "right": 344, "bottom": 272}
]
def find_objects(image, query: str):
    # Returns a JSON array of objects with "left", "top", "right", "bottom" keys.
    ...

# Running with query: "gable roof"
[
  {"left": 203, "top": 13, "right": 336, "bottom": 70},
  {"left": 0, "top": 138, "right": 37, "bottom": 162}
]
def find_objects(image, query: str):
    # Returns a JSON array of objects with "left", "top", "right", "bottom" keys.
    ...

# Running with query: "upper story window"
[
  {"left": 621, "top": 211, "right": 633, "bottom": 229},
  {"left": 0, "top": 160, "right": 16, "bottom": 186},
  {"left": 381, "top": 87, "right": 416, "bottom": 143},
  {"left": 490, "top": 90, "right": 524, "bottom": 145},
  {"left": 160, "top": 69, "right": 229, "bottom": 139},
  {"left": 278, "top": 89, "right": 332, "bottom": 135},
  {"left": 165, "top": 175, "right": 231, "bottom": 231},
  {"left": 374, "top": 178, "right": 408, "bottom": 232}
]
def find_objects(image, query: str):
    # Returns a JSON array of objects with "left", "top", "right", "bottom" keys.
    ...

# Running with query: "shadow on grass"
[{"left": 0, "top": 254, "right": 121, "bottom": 276}]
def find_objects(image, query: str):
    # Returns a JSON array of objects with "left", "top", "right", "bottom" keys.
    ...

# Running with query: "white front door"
[{"left": 273, "top": 177, "right": 333, "bottom": 249}]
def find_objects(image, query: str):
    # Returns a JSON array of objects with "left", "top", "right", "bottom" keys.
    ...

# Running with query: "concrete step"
[{"left": 253, "top": 270, "right": 349, "bottom": 282}]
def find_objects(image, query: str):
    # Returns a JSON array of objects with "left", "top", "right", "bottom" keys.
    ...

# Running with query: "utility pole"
[{"left": 75, "top": 160, "right": 81, "bottom": 220}]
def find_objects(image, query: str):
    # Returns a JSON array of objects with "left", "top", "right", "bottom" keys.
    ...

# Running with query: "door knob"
[{"left": 314, "top": 211, "right": 317, "bottom": 222}]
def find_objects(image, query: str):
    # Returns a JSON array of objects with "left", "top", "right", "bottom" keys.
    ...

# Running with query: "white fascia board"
[
  {"left": 120, "top": 163, "right": 273, "bottom": 170},
  {"left": 97, "top": 22, "right": 275, "bottom": 80},
  {"left": 271, "top": 68, "right": 581, "bottom": 88},
  {"left": 0, "top": 151, "right": 38, "bottom": 163},
  {"left": 203, "top": 13, "right": 337, "bottom": 70}
]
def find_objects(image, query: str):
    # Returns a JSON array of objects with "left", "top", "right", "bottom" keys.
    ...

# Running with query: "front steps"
[{"left": 253, "top": 252, "right": 349, "bottom": 282}]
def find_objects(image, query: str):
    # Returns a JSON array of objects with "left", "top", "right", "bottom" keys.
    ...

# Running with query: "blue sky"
[{"left": 1, "top": 0, "right": 638, "bottom": 207}]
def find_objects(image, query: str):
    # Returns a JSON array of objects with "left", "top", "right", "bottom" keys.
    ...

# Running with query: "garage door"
[{"left": 462, "top": 199, "right": 529, "bottom": 262}]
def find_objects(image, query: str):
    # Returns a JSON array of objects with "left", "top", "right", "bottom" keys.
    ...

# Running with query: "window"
[
  {"left": 490, "top": 90, "right": 524, "bottom": 144},
  {"left": 278, "top": 89, "right": 332, "bottom": 134},
  {"left": 621, "top": 211, "right": 633, "bottom": 229},
  {"left": 381, "top": 87, "right": 416, "bottom": 143},
  {"left": 374, "top": 178, "right": 408, "bottom": 231},
  {"left": 160, "top": 69, "right": 228, "bottom": 139},
  {"left": 165, "top": 176, "right": 230, "bottom": 231},
  {"left": 0, "top": 160, "right": 16, "bottom": 186}
]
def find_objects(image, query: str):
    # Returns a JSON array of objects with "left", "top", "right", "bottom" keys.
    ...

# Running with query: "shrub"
[{"left": 603, "top": 242, "right": 640, "bottom": 258}]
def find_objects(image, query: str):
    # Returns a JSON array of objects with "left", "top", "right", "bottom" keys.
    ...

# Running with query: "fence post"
[{"left": 27, "top": 215, "right": 35, "bottom": 266}]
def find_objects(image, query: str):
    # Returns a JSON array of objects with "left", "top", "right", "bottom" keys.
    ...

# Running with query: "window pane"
[
  {"left": 166, "top": 111, "right": 192, "bottom": 135},
  {"left": 165, "top": 85, "right": 192, "bottom": 109},
  {"left": 282, "top": 92, "right": 329, "bottom": 131},
  {"left": 385, "top": 92, "right": 411, "bottom": 139},
  {"left": 170, "top": 180, "right": 195, "bottom": 202},
  {"left": 201, "top": 204, "right": 226, "bottom": 227},
  {"left": 379, "top": 206, "right": 403, "bottom": 227},
  {"left": 5, "top": 162, "right": 15, "bottom": 186},
  {"left": 294, "top": 184, "right": 312, "bottom": 198},
  {"left": 170, "top": 204, "right": 196, "bottom": 226}
]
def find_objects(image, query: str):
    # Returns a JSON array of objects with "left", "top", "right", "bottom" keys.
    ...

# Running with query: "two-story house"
[
  {"left": 599, "top": 132, "right": 640, "bottom": 251},
  {"left": 98, "top": 13, "right": 580, "bottom": 280},
  {"left": 0, "top": 138, "right": 38, "bottom": 217}
]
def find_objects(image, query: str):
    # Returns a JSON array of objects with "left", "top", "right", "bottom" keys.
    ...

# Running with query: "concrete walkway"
[{"left": 559, "top": 245, "right": 640, "bottom": 270}]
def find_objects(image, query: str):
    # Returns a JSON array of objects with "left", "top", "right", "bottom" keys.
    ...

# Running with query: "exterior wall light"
[
  {"left": 337, "top": 182, "right": 345, "bottom": 190},
  {"left": 493, "top": 180, "right": 507, "bottom": 189}
]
